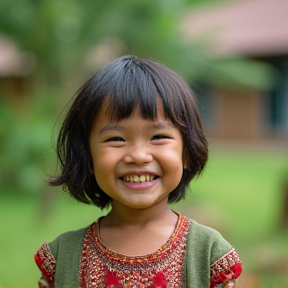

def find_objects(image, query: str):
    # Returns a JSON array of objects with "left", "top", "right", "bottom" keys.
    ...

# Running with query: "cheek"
[
  {"left": 159, "top": 149, "right": 184, "bottom": 172},
  {"left": 93, "top": 153, "right": 113, "bottom": 172},
  {"left": 160, "top": 152, "right": 184, "bottom": 191},
  {"left": 92, "top": 148, "right": 123, "bottom": 179},
  {"left": 92, "top": 152, "right": 115, "bottom": 191}
]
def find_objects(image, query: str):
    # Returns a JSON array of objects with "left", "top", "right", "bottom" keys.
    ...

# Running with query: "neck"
[{"left": 103, "top": 202, "right": 177, "bottom": 228}]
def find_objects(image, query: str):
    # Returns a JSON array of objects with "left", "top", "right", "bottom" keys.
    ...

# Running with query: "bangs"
[
  {"left": 54, "top": 55, "right": 208, "bottom": 208},
  {"left": 103, "top": 60, "right": 159, "bottom": 122},
  {"left": 83, "top": 55, "right": 191, "bottom": 133}
]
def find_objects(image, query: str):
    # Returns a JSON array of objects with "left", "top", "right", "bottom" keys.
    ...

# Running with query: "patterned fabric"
[
  {"left": 210, "top": 249, "right": 242, "bottom": 288},
  {"left": 79, "top": 214, "right": 190, "bottom": 287},
  {"left": 34, "top": 242, "right": 56, "bottom": 287},
  {"left": 34, "top": 215, "right": 243, "bottom": 288}
]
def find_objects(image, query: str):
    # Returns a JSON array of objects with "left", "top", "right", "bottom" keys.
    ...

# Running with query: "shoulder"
[
  {"left": 34, "top": 226, "right": 88, "bottom": 267},
  {"left": 184, "top": 219, "right": 242, "bottom": 287},
  {"left": 188, "top": 218, "right": 226, "bottom": 240},
  {"left": 48, "top": 226, "right": 88, "bottom": 259},
  {"left": 187, "top": 219, "right": 232, "bottom": 262},
  {"left": 34, "top": 225, "right": 91, "bottom": 287}
]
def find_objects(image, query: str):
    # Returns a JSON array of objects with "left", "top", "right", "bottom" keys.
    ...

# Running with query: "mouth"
[{"left": 120, "top": 175, "right": 158, "bottom": 183}]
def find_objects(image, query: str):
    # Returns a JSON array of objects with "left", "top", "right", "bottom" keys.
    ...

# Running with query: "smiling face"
[{"left": 89, "top": 98, "right": 184, "bottom": 211}]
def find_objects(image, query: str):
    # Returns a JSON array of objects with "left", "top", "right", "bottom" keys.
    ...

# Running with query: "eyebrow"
[{"left": 99, "top": 121, "right": 175, "bottom": 135}]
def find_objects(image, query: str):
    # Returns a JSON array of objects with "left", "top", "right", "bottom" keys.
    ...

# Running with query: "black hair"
[{"left": 50, "top": 55, "right": 208, "bottom": 209}]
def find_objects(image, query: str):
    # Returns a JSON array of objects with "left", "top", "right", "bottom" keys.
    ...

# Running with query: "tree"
[{"left": 0, "top": 0, "right": 275, "bottom": 196}]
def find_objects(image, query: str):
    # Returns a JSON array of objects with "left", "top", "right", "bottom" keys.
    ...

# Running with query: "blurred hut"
[
  {"left": 0, "top": 35, "right": 35, "bottom": 103},
  {"left": 182, "top": 0, "right": 288, "bottom": 141}
]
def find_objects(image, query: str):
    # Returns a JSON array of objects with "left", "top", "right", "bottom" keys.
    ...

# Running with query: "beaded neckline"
[{"left": 92, "top": 213, "right": 186, "bottom": 264}]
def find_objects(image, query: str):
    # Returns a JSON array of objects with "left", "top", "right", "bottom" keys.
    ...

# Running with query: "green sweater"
[{"left": 47, "top": 219, "right": 233, "bottom": 288}]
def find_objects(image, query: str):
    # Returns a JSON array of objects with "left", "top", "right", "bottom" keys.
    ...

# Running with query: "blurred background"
[{"left": 0, "top": 0, "right": 287, "bottom": 287}]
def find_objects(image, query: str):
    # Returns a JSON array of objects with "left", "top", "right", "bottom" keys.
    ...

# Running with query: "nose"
[{"left": 124, "top": 144, "right": 153, "bottom": 165}]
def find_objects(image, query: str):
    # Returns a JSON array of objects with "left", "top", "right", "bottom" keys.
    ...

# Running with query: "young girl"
[{"left": 35, "top": 55, "right": 242, "bottom": 288}]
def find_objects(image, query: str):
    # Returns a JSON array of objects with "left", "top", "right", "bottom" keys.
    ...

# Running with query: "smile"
[{"left": 121, "top": 175, "right": 157, "bottom": 183}]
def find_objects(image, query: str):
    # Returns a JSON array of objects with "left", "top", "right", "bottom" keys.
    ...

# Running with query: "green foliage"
[
  {"left": 0, "top": 0, "right": 279, "bottom": 200},
  {"left": 0, "top": 91, "right": 58, "bottom": 195},
  {"left": 206, "top": 57, "right": 279, "bottom": 90},
  {"left": 0, "top": 2, "right": 285, "bottom": 287},
  {"left": 0, "top": 0, "right": 279, "bottom": 198},
  {"left": 0, "top": 0, "right": 276, "bottom": 89}
]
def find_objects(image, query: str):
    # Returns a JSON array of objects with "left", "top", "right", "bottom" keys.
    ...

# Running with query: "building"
[
  {"left": 182, "top": 0, "right": 288, "bottom": 141},
  {"left": 0, "top": 35, "right": 34, "bottom": 102}
]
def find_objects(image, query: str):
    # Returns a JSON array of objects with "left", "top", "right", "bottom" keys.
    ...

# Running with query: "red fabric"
[
  {"left": 34, "top": 242, "right": 56, "bottom": 287},
  {"left": 106, "top": 270, "right": 120, "bottom": 286},
  {"left": 79, "top": 216, "right": 189, "bottom": 287},
  {"left": 105, "top": 270, "right": 168, "bottom": 287},
  {"left": 210, "top": 263, "right": 242, "bottom": 287},
  {"left": 34, "top": 253, "right": 54, "bottom": 282},
  {"left": 152, "top": 272, "right": 167, "bottom": 288}
]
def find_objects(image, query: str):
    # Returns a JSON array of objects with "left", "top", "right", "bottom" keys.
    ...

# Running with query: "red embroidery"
[
  {"left": 106, "top": 270, "right": 120, "bottom": 286},
  {"left": 34, "top": 242, "right": 56, "bottom": 284},
  {"left": 210, "top": 249, "right": 242, "bottom": 287},
  {"left": 79, "top": 214, "right": 190, "bottom": 288},
  {"left": 152, "top": 272, "right": 167, "bottom": 287}
]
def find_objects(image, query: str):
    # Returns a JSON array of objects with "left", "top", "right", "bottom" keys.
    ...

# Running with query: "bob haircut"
[{"left": 50, "top": 55, "right": 208, "bottom": 209}]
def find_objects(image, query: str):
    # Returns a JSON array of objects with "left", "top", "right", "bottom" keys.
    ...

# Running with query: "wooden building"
[
  {"left": 0, "top": 35, "right": 34, "bottom": 103},
  {"left": 182, "top": 0, "right": 288, "bottom": 140}
]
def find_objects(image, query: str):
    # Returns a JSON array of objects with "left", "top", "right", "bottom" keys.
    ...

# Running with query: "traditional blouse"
[{"left": 35, "top": 215, "right": 242, "bottom": 288}]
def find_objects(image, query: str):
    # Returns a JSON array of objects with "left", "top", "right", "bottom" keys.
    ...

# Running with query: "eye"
[
  {"left": 151, "top": 134, "right": 170, "bottom": 140},
  {"left": 105, "top": 137, "right": 125, "bottom": 142}
]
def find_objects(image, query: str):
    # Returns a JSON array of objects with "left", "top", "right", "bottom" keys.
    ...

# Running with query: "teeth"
[
  {"left": 123, "top": 175, "right": 156, "bottom": 183},
  {"left": 133, "top": 175, "right": 139, "bottom": 182}
]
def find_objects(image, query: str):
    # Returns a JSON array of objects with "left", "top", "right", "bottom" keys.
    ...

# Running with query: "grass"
[{"left": 0, "top": 147, "right": 288, "bottom": 287}]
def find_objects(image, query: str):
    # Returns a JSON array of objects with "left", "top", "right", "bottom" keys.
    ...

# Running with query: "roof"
[{"left": 181, "top": 0, "right": 288, "bottom": 56}]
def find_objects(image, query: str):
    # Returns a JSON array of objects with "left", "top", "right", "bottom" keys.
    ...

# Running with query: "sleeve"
[
  {"left": 34, "top": 227, "right": 87, "bottom": 288},
  {"left": 183, "top": 219, "right": 242, "bottom": 288},
  {"left": 34, "top": 242, "right": 56, "bottom": 288},
  {"left": 210, "top": 248, "right": 242, "bottom": 288}
]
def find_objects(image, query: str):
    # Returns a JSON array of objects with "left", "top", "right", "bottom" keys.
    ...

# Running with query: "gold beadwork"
[{"left": 78, "top": 214, "right": 190, "bottom": 287}]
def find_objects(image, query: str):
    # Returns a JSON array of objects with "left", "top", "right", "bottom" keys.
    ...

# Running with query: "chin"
[
  {"left": 125, "top": 202, "right": 154, "bottom": 210},
  {"left": 125, "top": 199, "right": 167, "bottom": 210}
]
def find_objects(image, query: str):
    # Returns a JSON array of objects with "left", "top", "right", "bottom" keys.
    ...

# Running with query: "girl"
[{"left": 35, "top": 55, "right": 242, "bottom": 288}]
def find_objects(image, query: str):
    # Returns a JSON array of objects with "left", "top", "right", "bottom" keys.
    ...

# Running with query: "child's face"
[{"left": 89, "top": 98, "right": 184, "bottom": 211}]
